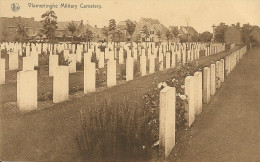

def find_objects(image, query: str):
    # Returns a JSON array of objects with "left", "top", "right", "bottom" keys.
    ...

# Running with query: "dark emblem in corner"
[{"left": 11, "top": 3, "right": 20, "bottom": 12}]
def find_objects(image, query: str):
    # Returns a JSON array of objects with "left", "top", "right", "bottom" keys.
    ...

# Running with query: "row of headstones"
[
  {"left": 0, "top": 41, "right": 223, "bottom": 70},
  {"left": 205, "top": 43, "right": 225, "bottom": 56},
  {"left": 0, "top": 41, "right": 224, "bottom": 83},
  {"left": 6, "top": 53, "right": 139, "bottom": 111},
  {"left": 0, "top": 44, "right": 203, "bottom": 87},
  {"left": 1, "top": 41, "right": 206, "bottom": 53},
  {"left": 1, "top": 41, "right": 221, "bottom": 59},
  {"left": 0, "top": 40, "right": 224, "bottom": 88},
  {"left": 158, "top": 45, "right": 247, "bottom": 158},
  {"left": 0, "top": 41, "right": 206, "bottom": 69},
  {"left": 1, "top": 41, "right": 225, "bottom": 63},
  {"left": 6, "top": 49, "right": 174, "bottom": 111},
  {"left": 0, "top": 42, "right": 209, "bottom": 112},
  {"left": 15, "top": 58, "right": 95, "bottom": 111}
]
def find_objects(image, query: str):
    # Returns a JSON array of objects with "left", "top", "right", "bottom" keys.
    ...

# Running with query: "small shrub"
[
  {"left": 91, "top": 52, "right": 99, "bottom": 68},
  {"left": 96, "top": 68, "right": 107, "bottom": 87},
  {"left": 134, "top": 61, "right": 140, "bottom": 77},
  {"left": 76, "top": 55, "right": 84, "bottom": 71},
  {"left": 119, "top": 65, "right": 126, "bottom": 80},
  {"left": 77, "top": 95, "right": 155, "bottom": 161},
  {"left": 155, "top": 58, "right": 161, "bottom": 71},
  {"left": 39, "top": 52, "right": 49, "bottom": 66},
  {"left": 69, "top": 86, "right": 84, "bottom": 94},
  {"left": 38, "top": 91, "right": 53, "bottom": 101},
  {"left": 76, "top": 62, "right": 84, "bottom": 71},
  {"left": 58, "top": 51, "right": 71, "bottom": 66}
]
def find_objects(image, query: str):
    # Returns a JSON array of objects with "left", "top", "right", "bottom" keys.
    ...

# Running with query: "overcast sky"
[{"left": 1, "top": 0, "right": 260, "bottom": 33}]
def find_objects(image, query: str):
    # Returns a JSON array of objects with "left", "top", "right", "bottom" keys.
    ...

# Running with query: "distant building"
[
  {"left": 0, "top": 16, "right": 198, "bottom": 43},
  {"left": 169, "top": 26, "right": 198, "bottom": 42},
  {"left": 0, "top": 16, "right": 43, "bottom": 42},
  {"left": 132, "top": 18, "right": 169, "bottom": 42},
  {"left": 93, "top": 25, "right": 106, "bottom": 42},
  {"left": 117, "top": 21, "right": 128, "bottom": 38},
  {"left": 55, "top": 20, "right": 96, "bottom": 41}
]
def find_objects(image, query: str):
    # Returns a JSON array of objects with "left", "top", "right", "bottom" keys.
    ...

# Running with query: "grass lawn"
[{"left": 0, "top": 46, "right": 241, "bottom": 161}]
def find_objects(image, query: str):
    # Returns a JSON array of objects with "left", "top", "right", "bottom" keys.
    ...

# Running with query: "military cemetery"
[{"left": 0, "top": 0, "right": 260, "bottom": 161}]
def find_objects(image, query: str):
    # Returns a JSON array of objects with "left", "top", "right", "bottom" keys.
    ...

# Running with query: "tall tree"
[
  {"left": 109, "top": 19, "right": 117, "bottom": 32},
  {"left": 134, "top": 33, "right": 141, "bottom": 50},
  {"left": 241, "top": 23, "right": 252, "bottom": 45},
  {"left": 67, "top": 21, "right": 77, "bottom": 42},
  {"left": 37, "top": 32, "right": 43, "bottom": 42},
  {"left": 41, "top": 10, "right": 58, "bottom": 44},
  {"left": 126, "top": 20, "right": 136, "bottom": 42},
  {"left": 156, "top": 30, "right": 162, "bottom": 43},
  {"left": 171, "top": 27, "right": 179, "bottom": 38},
  {"left": 250, "top": 26, "right": 260, "bottom": 45},
  {"left": 142, "top": 25, "right": 150, "bottom": 47},
  {"left": 108, "top": 19, "right": 117, "bottom": 52},
  {"left": 214, "top": 22, "right": 229, "bottom": 43},
  {"left": 85, "top": 28, "right": 93, "bottom": 51},
  {"left": 113, "top": 30, "right": 124, "bottom": 43},
  {"left": 235, "top": 22, "right": 241, "bottom": 29},
  {"left": 199, "top": 31, "right": 213, "bottom": 42},
  {"left": 165, "top": 30, "right": 173, "bottom": 51},
  {"left": 17, "top": 22, "right": 28, "bottom": 42},
  {"left": 102, "top": 27, "right": 109, "bottom": 46}
]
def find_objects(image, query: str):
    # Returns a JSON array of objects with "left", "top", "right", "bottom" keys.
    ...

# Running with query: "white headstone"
[
  {"left": 159, "top": 86, "right": 176, "bottom": 158},
  {"left": 68, "top": 54, "right": 76, "bottom": 73},
  {"left": 220, "top": 59, "right": 225, "bottom": 82},
  {"left": 215, "top": 61, "right": 221, "bottom": 88},
  {"left": 198, "top": 71, "right": 203, "bottom": 114},
  {"left": 53, "top": 66, "right": 69, "bottom": 103},
  {"left": 166, "top": 52, "right": 171, "bottom": 69},
  {"left": 185, "top": 76, "right": 195, "bottom": 127},
  {"left": 0, "top": 59, "right": 5, "bottom": 85},
  {"left": 49, "top": 55, "right": 58, "bottom": 76},
  {"left": 203, "top": 67, "right": 210, "bottom": 104},
  {"left": 210, "top": 64, "right": 216, "bottom": 95},
  {"left": 9, "top": 52, "right": 18, "bottom": 70},
  {"left": 126, "top": 57, "right": 134, "bottom": 81},
  {"left": 194, "top": 72, "right": 199, "bottom": 114},
  {"left": 31, "top": 50, "right": 38, "bottom": 67},
  {"left": 171, "top": 52, "right": 176, "bottom": 68},
  {"left": 149, "top": 55, "right": 155, "bottom": 74},
  {"left": 84, "top": 62, "right": 96, "bottom": 93},
  {"left": 17, "top": 70, "right": 37, "bottom": 111},
  {"left": 107, "top": 59, "right": 116, "bottom": 87},
  {"left": 140, "top": 55, "right": 147, "bottom": 76},
  {"left": 22, "top": 56, "right": 34, "bottom": 71}
]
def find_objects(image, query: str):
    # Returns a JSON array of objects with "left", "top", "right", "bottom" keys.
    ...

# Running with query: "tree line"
[{"left": 12, "top": 10, "right": 260, "bottom": 46}]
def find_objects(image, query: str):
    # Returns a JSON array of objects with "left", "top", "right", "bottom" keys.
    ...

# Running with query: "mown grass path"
[{"left": 168, "top": 47, "right": 260, "bottom": 162}]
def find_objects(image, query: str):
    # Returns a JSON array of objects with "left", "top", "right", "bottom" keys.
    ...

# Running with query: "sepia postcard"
[{"left": 0, "top": 0, "right": 260, "bottom": 161}]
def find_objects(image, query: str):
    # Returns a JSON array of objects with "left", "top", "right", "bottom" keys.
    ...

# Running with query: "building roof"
[
  {"left": 169, "top": 26, "right": 198, "bottom": 36},
  {"left": 117, "top": 21, "right": 127, "bottom": 29},
  {"left": 0, "top": 16, "right": 43, "bottom": 29},
  {"left": 55, "top": 21, "right": 96, "bottom": 37}
]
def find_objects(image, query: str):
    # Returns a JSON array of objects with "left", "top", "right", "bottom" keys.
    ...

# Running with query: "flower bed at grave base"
[
  {"left": 77, "top": 62, "right": 199, "bottom": 161},
  {"left": 143, "top": 62, "right": 199, "bottom": 132}
]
